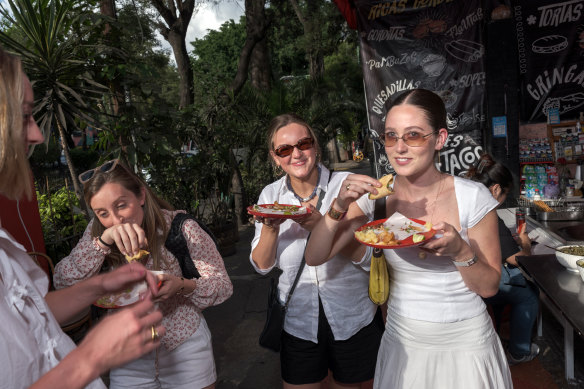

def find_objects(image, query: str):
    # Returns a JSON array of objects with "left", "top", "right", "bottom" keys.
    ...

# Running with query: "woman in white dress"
[{"left": 305, "top": 89, "right": 512, "bottom": 389}]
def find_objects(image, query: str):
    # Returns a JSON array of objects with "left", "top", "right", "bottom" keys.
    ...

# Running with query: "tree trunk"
[
  {"left": 289, "top": 0, "right": 325, "bottom": 79},
  {"left": 168, "top": 31, "right": 194, "bottom": 108},
  {"left": 249, "top": 35, "right": 271, "bottom": 91},
  {"left": 150, "top": 0, "right": 195, "bottom": 108},
  {"left": 56, "top": 120, "right": 87, "bottom": 214},
  {"left": 230, "top": 0, "right": 268, "bottom": 95},
  {"left": 230, "top": 150, "right": 247, "bottom": 227},
  {"left": 100, "top": 0, "right": 116, "bottom": 36}
]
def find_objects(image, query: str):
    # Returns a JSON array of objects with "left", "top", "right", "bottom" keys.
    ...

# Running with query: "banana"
[{"left": 369, "top": 248, "right": 390, "bottom": 305}]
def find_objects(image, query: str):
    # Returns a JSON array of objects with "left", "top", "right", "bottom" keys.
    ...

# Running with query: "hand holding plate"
[
  {"left": 419, "top": 221, "right": 472, "bottom": 260},
  {"left": 294, "top": 203, "right": 322, "bottom": 231},
  {"left": 99, "top": 262, "right": 159, "bottom": 297}
]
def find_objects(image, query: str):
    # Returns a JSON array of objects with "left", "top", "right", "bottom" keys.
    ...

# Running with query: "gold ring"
[
  {"left": 346, "top": 184, "right": 351, "bottom": 191},
  {"left": 151, "top": 325, "right": 158, "bottom": 341}
]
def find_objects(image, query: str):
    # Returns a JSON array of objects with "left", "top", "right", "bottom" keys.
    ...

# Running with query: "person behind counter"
[
  {"left": 54, "top": 159, "right": 233, "bottom": 388},
  {"left": 467, "top": 153, "right": 540, "bottom": 365},
  {"left": 0, "top": 47, "right": 164, "bottom": 389},
  {"left": 250, "top": 113, "right": 384, "bottom": 388},
  {"left": 305, "top": 89, "right": 512, "bottom": 388}
]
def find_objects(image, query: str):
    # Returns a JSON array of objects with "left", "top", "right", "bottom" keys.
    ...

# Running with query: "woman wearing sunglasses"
[
  {"left": 305, "top": 89, "right": 512, "bottom": 388},
  {"left": 0, "top": 47, "right": 165, "bottom": 389},
  {"left": 250, "top": 113, "right": 384, "bottom": 388},
  {"left": 54, "top": 158, "right": 233, "bottom": 388}
]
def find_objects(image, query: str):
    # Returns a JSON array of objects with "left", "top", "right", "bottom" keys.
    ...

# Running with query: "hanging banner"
[
  {"left": 353, "top": 0, "right": 486, "bottom": 177},
  {"left": 513, "top": 0, "right": 584, "bottom": 122}
]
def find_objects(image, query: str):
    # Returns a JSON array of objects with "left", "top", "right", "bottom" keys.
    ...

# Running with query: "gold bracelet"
[
  {"left": 326, "top": 199, "right": 347, "bottom": 221},
  {"left": 177, "top": 276, "right": 185, "bottom": 295}
]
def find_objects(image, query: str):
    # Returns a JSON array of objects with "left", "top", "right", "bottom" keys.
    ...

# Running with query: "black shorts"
[{"left": 280, "top": 301, "right": 384, "bottom": 385}]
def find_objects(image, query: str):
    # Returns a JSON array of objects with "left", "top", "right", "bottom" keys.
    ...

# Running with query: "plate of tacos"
[
  {"left": 354, "top": 212, "right": 435, "bottom": 249},
  {"left": 247, "top": 202, "right": 311, "bottom": 219}
]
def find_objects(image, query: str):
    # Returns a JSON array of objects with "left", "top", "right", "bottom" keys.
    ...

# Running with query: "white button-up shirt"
[
  {"left": 0, "top": 228, "right": 105, "bottom": 388},
  {"left": 250, "top": 164, "right": 376, "bottom": 342}
]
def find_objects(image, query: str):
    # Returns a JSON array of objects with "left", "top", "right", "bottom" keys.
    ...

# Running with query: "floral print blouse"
[{"left": 54, "top": 210, "right": 233, "bottom": 351}]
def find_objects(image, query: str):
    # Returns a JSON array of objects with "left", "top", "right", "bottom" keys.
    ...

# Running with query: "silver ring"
[{"left": 346, "top": 184, "right": 351, "bottom": 191}]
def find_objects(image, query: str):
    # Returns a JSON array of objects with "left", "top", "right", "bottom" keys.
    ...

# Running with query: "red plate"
[
  {"left": 247, "top": 204, "right": 311, "bottom": 219},
  {"left": 354, "top": 217, "right": 436, "bottom": 249}
]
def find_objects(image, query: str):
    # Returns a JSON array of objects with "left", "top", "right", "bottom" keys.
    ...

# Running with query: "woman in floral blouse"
[{"left": 54, "top": 160, "right": 233, "bottom": 389}]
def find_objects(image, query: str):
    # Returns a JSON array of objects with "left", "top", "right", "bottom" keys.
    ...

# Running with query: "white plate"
[{"left": 94, "top": 281, "right": 147, "bottom": 309}]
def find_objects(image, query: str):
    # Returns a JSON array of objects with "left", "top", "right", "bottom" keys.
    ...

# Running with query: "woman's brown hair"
[{"left": 84, "top": 162, "right": 174, "bottom": 270}]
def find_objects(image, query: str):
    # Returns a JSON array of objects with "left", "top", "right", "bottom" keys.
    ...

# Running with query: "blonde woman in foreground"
[{"left": 0, "top": 47, "right": 164, "bottom": 388}]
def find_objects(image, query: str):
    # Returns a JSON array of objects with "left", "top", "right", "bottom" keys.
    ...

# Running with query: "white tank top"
[{"left": 357, "top": 176, "right": 499, "bottom": 323}]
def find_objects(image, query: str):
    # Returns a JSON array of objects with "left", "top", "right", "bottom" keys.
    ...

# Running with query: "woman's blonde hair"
[
  {"left": 84, "top": 162, "right": 175, "bottom": 270},
  {"left": 0, "top": 48, "right": 32, "bottom": 200}
]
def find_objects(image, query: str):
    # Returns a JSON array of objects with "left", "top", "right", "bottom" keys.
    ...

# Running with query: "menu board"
[{"left": 352, "top": 0, "right": 485, "bottom": 178}]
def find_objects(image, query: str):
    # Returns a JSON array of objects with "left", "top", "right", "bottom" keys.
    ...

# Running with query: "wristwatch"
[{"left": 452, "top": 254, "right": 478, "bottom": 267}]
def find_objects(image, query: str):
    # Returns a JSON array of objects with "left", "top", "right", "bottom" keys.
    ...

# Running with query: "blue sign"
[
  {"left": 547, "top": 108, "right": 560, "bottom": 124},
  {"left": 492, "top": 116, "right": 507, "bottom": 138}
]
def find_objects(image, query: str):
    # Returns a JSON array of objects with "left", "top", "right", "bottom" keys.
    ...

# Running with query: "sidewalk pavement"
[{"left": 204, "top": 225, "right": 282, "bottom": 389}]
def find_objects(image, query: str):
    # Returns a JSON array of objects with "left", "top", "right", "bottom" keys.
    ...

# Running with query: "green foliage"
[
  {"left": 30, "top": 134, "right": 61, "bottom": 168},
  {"left": 69, "top": 148, "right": 100, "bottom": 172},
  {"left": 191, "top": 19, "right": 245, "bottom": 89},
  {"left": 37, "top": 187, "right": 88, "bottom": 262},
  {"left": 0, "top": 0, "right": 109, "bottom": 145}
]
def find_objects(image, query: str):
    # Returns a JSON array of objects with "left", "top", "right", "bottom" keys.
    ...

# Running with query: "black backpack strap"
[{"left": 165, "top": 213, "right": 218, "bottom": 279}]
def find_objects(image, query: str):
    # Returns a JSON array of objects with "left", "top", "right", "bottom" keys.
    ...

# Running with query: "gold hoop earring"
[{"left": 273, "top": 164, "right": 283, "bottom": 176}]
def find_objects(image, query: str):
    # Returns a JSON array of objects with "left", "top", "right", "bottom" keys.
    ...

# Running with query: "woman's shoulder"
[{"left": 454, "top": 175, "right": 491, "bottom": 197}]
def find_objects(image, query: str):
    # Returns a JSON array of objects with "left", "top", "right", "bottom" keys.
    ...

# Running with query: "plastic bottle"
[{"left": 533, "top": 188, "right": 541, "bottom": 201}]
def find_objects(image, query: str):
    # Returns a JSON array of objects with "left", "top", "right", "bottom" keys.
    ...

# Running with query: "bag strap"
[
  {"left": 373, "top": 197, "right": 386, "bottom": 255},
  {"left": 283, "top": 171, "right": 331, "bottom": 307},
  {"left": 165, "top": 213, "right": 218, "bottom": 279}
]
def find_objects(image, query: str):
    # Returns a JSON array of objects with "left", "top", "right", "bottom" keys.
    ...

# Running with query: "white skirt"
[{"left": 374, "top": 310, "right": 512, "bottom": 389}]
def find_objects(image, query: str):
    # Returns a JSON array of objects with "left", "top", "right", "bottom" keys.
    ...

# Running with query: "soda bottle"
[{"left": 516, "top": 208, "right": 526, "bottom": 234}]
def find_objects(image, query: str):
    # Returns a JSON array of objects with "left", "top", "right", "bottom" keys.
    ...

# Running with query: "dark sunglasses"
[
  {"left": 78, "top": 159, "right": 119, "bottom": 184},
  {"left": 383, "top": 131, "right": 437, "bottom": 147},
  {"left": 274, "top": 137, "right": 315, "bottom": 158}
]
